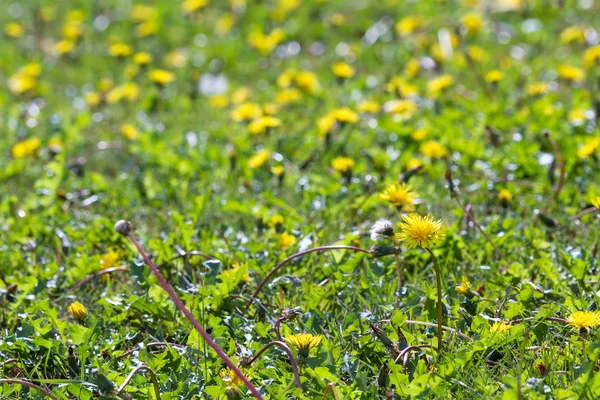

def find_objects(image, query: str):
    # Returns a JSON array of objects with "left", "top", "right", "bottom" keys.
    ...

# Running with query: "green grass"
[{"left": 1, "top": 0, "right": 600, "bottom": 398}]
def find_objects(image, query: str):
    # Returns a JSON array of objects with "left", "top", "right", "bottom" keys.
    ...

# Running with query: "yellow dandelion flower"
[
  {"left": 485, "top": 70, "right": 504, "bottom": 83},
  {"left": 412, "top": 128, "right": 428, "bottom": 140},
  {"left": 498, "top": 189, "right": 512, "bottom": 203},
  {"left": 379, "top": 183, "right": 416, "bottom": 209},
  {"left": 63, "top": 22, "right": 82, "bottom": 40},
  {"left": 68, "top": 302, "right": 88, "bottom": 320},
  {"left": 248, "top": 116, "right": 282, "bottom": 135},
  {"left": 395, "top": 16, "right": 424, "bottom": 36},
  {"left": 404, "top": 58, "right": 420, "bottom": 78},
  {"left": 223, "top": 262, "right": 249, "bottom": 282},
  {"left": 569, "top": 108, "right": 587, "bottom": 126},
  {"left": 271, "top": 165, "right": 284, "bottom": 176},
  {"left": 455, "top": 275, "right": 471, "bottom": 295},
  {"left": 420, "top": 140, "right": 448, "bottom": 159},
  {"left": 584, "top": 45, "right": 600, "bottom": 68},
  {"left": 120, "top": 123, "right": 139, "bottom": 140},
  {"left": 131, "top": 5, "right": 158, "bottom": 21},
  {"left": 428, "top": 75, "right": 453, "bottom": 97},
  {"left": 294, "top": 70, "right": 320, "bottom": 94},
  {"left": 277, "top": 68, "right": 297, "bottom": 88},
  {"left": 248, "top": 149, "right": 270, "bottom": 169},
  {"left": 406, "top": 158, "right": 423, "bottom": 171},
  {"left": 133, "top": 52, "right": 153, "bottom": 66},
  {"left": 270, "top": 215, "right": 284, "bottom": 228},
  {"left": 149, "top": 69, "right": 175, "bottom": 85},
  {"left": 248, "top": 28, "right": 285, "bottom": 55},
  {"left": 216, "top": 13, "right": 235, "bottom": 35},
  {"left": 331, "top": 108, "right": 359, "bottom": 124},
  {"left": 560, "top": 26, "right": 585, "bottom": 44},
  {"left": 357, "top": 100, "right": 379, "bottom": 113},
  {"left": 285, "top": 333, "right": 323, "bottom": 356},
  {"left": 109, "top": 42, "right": 131, "bottom": 57},
  {"left": 54, "top": 40, "right": 75, "bottom": 55},
  {"left": 232, "top": 103, "right": 262, "bottom": 122},
  {"left": 5, "top": 22, "right": 24, "bottom": 37},
  {"left": 275, "top": 88, "right": 302, "bottom": 105},
  {"left": 577, "top": 137, "right": 600, "bottom": 159},
  {"left": 263, "top": 103, "right": 279, "bottom": 115},
  {"left": 7, "top": 74, "right": 36, "bottom": 95},
  {"left": 526, "top": 82, "right": 548, "bottom": 96},
  {"left": 558, "top": 65, "right": 585, "bottom": 81},
  {"left": 85, "top": 92, "right": 101, "bottom": 107},
  {"left": 331, "top": 156, "right": 355, "bottom": 173},
  {"left": 182, "top": 0, "right": 208, "bottom": 13},
  {"left": 278, "top": 232, "right": 296, "bottom": 249},
  {"left": 12, "top": 137, "right": 41, "bottom": 159},
  {"left": 231, "top": 86, "right": 252, "bottom": 104},
  {"left": 395, "top": 213, "right": 444, "bottom": 249},
  {"left": 219, "top": 367, "right": 245, "bottom": 388},
  {"left": 48, "top": 137, "right": 64, "bottom": 152},
  {"left": 137, "top": 20, "right": 159, "bottom": 37},
  {"left": 462, "top": 14, "right": 482, "bottom": 34},
  {"left": 490, "top": 322, "right": 511, "bottom": 333},
  {"left": 331, "top": 62, "right": 355, "bottom": 79},
  {"left": 385, "top": 99, "right": 417, "bottom": 118},
  {"left": 209, "top": 95, "right": 229, "bottom": 109},
  {"left": 591, "top": 197, "right": 600, "bottom": 210},
  {"left": 567, "top": 311, "right": 600, "bottom": 332}
]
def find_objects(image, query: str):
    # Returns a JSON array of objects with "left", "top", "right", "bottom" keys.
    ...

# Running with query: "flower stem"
[
  {"left": 425, "top": 248, "right": 443, "bottom": 353},
  {"left": 246, "top": 341, "right": 301, "bottom": 389}
]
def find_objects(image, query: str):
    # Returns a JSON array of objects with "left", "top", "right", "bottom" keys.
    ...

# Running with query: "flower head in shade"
[
  {"left": 331, "top": 157, "right": 355, "bottom": 173},
  {"left": 558, "top": 65, "right": 584, "bottom": 81},
  {"left": 331, "top": 62, "right": 355, "bottom": 79},
  {"left": 285, "top": 333, "right": 323, "bottom": 357},
  {"left": 455, "top": 276, "right": 471, "bottom": 296},
  {"left": 247, "top": 149, "right": 271, "bottom": 169},
  {"left": 396, "top": 213, "right": 444, "bottom": 249},
  {"left": 498, "top": 189, "right": 512, "bottom": 203},
  {"left": 68, "top": 302, "right": 88, "bottom": 320},
  {"left": 489, "top": 322, "right": 511, "bottom": 333},
  {"left": 149, "top": 69, "right": 175, "bottom": 85},
  {"left": 379, "top": 183, "right": 416, "bottom": 209},
  {"left": 12, "top": 137, "right": 41, "bottom": 159},
  {"left": 567, "top": 311, "right": 600, "bottom": 333},
  {"left": 420, "top": 140, "right": 448, "bottom": 159},
  {"left": 248, "top": 116, "right": 281, "bottom": 135}
]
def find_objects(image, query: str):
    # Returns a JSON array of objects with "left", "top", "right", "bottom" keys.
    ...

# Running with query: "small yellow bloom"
[
  {"left": 395, "top": 16, "right": 424, "bottom": 36},
  {"left": 498, "top": 189, "right": 512, "bottom": 203},
  {"left": 223, "top": 262, "right": 249, "bottom": 282},
  {"left": 270, "top": 215, "right": 284, "bottom": 228},
  {"left": 294, "top": 70, "right": 320, "bottom": 94},
  {"left": 331, "top": 62, "right": 355, "bottom": 79},
  {"left": 149, "top": 69, "right": 175, "bottom": 85},
  {"left": 428, "top": 75, "right": 453, "bottom": 97},
  {"left": 131, "top": 5, "right": 158, "bottom": 21},
  {"left": 275, "top": 88, "right": 302, "bottom": 105},
  {"left": 466, "top": 46, "right": 488, "bottom": 63},
  {"left": 461, "top": 14, "right": 482, "bottom": 34},
  {"left": 248, "top": 116, "right": 282, "bottom": 135},
  {"left": 231, "top": 86, "right": 252, "bottom": 104},
  {"left": 67, "top": 10, "right": 86, "bottom": 23},
  {"left": 357, "top": 100, "right": 379, "bottom": 113},
  {"left": 109, "top": 42, "right": 132, "bottom": 57},
  {"left": 567, "top": 311, "right": 600, "bottom": 332},
  {"left": 558, "top": 65, "right": 585, "bottom": 81},
  {"left": 216, "top": 13, "right": 235, "bottom": 35},
  {"left": 331, "top": 157, "right": 355, "bottom": 173},
  {"left": 404, "top": 58, "right": 420, "bottom": 78},
  {"left": 412, "top": 128, "right": 428, "bottom": 140},
  {"left": 7, "top": 75, "right": 36, "bottom": 95},
  {"left": 182, "top": 0, "right": 208, "bottom": 14},
  {"left": 489, "top": 322, "right": 511, "bottom": 333},
  {"left": 584, "top": 45, "right": 600, "bottom": 68},
  {"left": 133, "top": 52, "right": 153, "bottom": 65},
  {"left": 271, "top": 165, "right": 285, "bottom": 176},
  {"left": 68, "top": 302, "right": 88, "bottom": 320},
  {"left": 455, "top": 275, "right": 471, "bottom": 295},
  {"left": 209, "top": 95, "right": 229, "bottom": 109},
  {"left": 379, "top": 183, "right": 416, "bottom": 209},
  {"left": 569, "top": 109, "right": 587, "bottom": 126},
  {"left": 48, "top": 137, "right": 64, "bottom": 152},
  {"left": 420, "top": 140, "right": 448, "bottom": 159},
  {"left": 12, "top": 137, "right": 42, "bottom": 159},
  {"left": 591, "top": 197, "right": 600, "bottom": 210},
  {"left": 5, "top": 22, "right": 24, "bottom": 37},
  {"left": 165, "top": 49, "right": 188, "bottom": 68},
  {"left": 406, "top": 158, "right": 423, "bottom": 171},
  {"left": 54, "top": 40, "right": 75, "bottom": 55},
  {"left": 578, "top": 137, "right": 600, "bottom": 159},
  {"left": 85, "top": 92, "right": 101, "bottom": 106},
  {"left": 560, "top": 26, "right": 585, "bottom": 44},
  {"left": 278, "top": 232, "right": 296, "bottom": 249},
  {"left": 248, "top": 28, "right": 285, "bottom": 55},
  {"left": 485, "top": 70, "right": 504, "bottom": 83},
  {"left": 331, "top": 108, "right": 359, "bottom": 124},
  {"left": 248, "top": 149, "right": 271, "bottom": 169},
  {"left": 63, "top": 22, "right": 82, "bottom": 40},
  {"left": 120, "top": 123, "right": 139, "bottom": 140},
  {"left": 232, "top": 103, "right": 262, "bottom": 121},
  {"left": 277, "top": 68, "right": 297, "bottom": 88},
  {"left": 136, "top": 20, "right": 159, "bottom": 37},
  {"left": 526, "top": 82, "right": 548, "bottom": 96},
  {"left": 285, "top": 333, "right": 322, "bottom": 356},
  {"left": 385, "top": 99, "right": 417, "bottom": 118},
  {"left": 395, "top": 213, "right": 444, "bottom": 249},
  {"left": 219, "top": 367, "right": 245, "bottom": 388}
]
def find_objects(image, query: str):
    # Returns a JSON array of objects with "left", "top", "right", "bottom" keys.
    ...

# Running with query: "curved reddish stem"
[
  {"left": 128, "top": 234, "right": 263, "bottom": 399},
  {"left": 68, "top": 267, "right": 129, "bottom": 291},
  {"left": 246, "top": 245, "right": 371, "bottom": 309},
  {"left": 572, "top": 207, "right": 598, "bottom": 221},
  {"left": 246, "top": 341, "right": 301, "bottom": 389},
  {"left": 0, "top": 379, "right": 58, "bottom": 400},
  {"left": 116, "top": 365, "right": 160, "bottom": 399}
]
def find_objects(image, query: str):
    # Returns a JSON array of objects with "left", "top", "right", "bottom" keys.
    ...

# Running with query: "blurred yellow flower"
[
  {"left": 420, "top": 140, "right": 448, "bottom": 158},
  {"left": 231, "top": 86, "right": 252, "bottom": 104},
  {"left": 276, "top": 88, "right": 302, "bottom": 105},
  {"left": 131, "top": 5, "right": 158, "bottom": 21},
  {"left": 278, "top": 232, "right": 296, "bottom": 249},
  {"left": 165, "top": 49, "right": 188, "bottom": 68},
  {"left": 485, "top": 70, "right": 504, "bottom": 83},
  {"left": 317, "top": 114, "right": 336, "bottom": 136},
  {"left": 558, "top": 65, "right": 584, "bottom": 81},
  {"left": 219, "top": 367, "right": 245, "bottom": 389},
  {"left": 466, "top": 45, "right": 488, "bottom": 63},
  {"left": 455, "top": 275, "right": 471, "bottom": 295},
  {"left": 498, "top": 189, "right": 512, "bottom": 203},
  {"left": 85, "top": 92, "right": 101, "bottom": 106},
  {"left": 248, "top": 28, "right": 285, "bottom": 55},
  {"left": 120, "top": 123, "right": 139, "bottom": 140},
  {"left": 569, "top": 108, "right": 587, "bottom": 126},
  {"left": 404, "top": 59, "right": 420, "bottom": 78},
  {"left": 331, "top": 62, "right": 355, "bottom": 79},
  {"left": 567, "top": 311, "right": 600, "bottom": 331},
  {"left": 271, "top": 165, "right": 285, "bottom": 176},
  {"left": 8, "top": 74, "right": 36, "bottom": 95},
  {"left": 5, "top": 22, "right": 24, "bottom": 37},
  {"left": 137, "top": 20, "right": 159, "bottom": 37},
  {"left": 48, "top": 137, "right": 64, "bottom": 152},
  {"left": 209, "top": 95, "right": 229, "bottom": 109},
  {"left": 526, "top": 82, "right": 548, "bottom": 96},
  {"left": 578, "top": 137, "right": 600, "bottom": 159},
  {"left": 54, "top": 40, "right": 75, "bottom": 55},
  {"left": 386, "top": 99, "right": 417, "bottom": 118},
  {"left": 133, "top": 52, "right": 153, "bottom": 66},
  {"left": 412, "top": 128, "right": 428, "bottom": 140},
  {"left": 591, "top": 197, "right": 600, "bottom": 210},
  {"left": 248, "top": 116, "right": 282, "bottom": 135},
  {"left": 109, "top": 42, "right": 132, "bottom": 57},
  {"left": 182, "top": 0, "right": 208, "bottom": 14},
  {"left": 67, "top": 10, "right": 85, "bottom": 23},
  {"left": 357, "top": 100, "right": 379, "bottom": 113},
  {"left": 331, "top": 156, "right": 355, "bottom": 173},
  {"left": 560, "top": 26, "right": 585, "bottom": 44},
  {"left": 149, "top": 69, "right": 175, "bottom": 85},
  {"left": 294, "top": 71, "right": 320, "bottom": 94},
  {"left": 379, "top": 183, "right": 416, "bottom": 209},
  {"left": 331, "top": 108, "right": 359, "bottom": 124},
  {"left": 490, "top": 322, "right": 511, "bottom": 333},
  {"left": 584, "top": 45, "right": 600, "bottom": 68},
  {"left": 63, "top": 22, "right": 82, "bottom": 40},
  {"left": 395, "top": 16, "right": 424, "bottom": 36},
  {"left": 428, "top": 75, "right": 453, "bottom": 97},
  {"left": 248, "top": 149, "right": 271, "bottom": 168},
  {"left": 232, "top": 103, "right": 262, "bottom": 121},
  {"left": 12, "top": 137, "right": 41, "bottom": 159},
  {"left": 462, "top": 14, "right": 482, "bottom": 34},
  {"left": 216, "top": 13, "right": 235, "bottom": 34}
]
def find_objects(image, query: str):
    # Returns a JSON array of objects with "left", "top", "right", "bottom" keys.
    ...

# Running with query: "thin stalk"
[
  {"left": 116, "top": 365, "right": 161, "bottom": 399},
  {"left": 246, "top": 341, "right": 301, "bottom": 389},
  {"left": 544, "top": 130, "right": 565, "bottom": 204},
  {"left": 393, "top": 238, "right": 402, "bottom": 291},
  {"left": 246, "top": 245, "right": 371, "bottom": 310},
  {"left": 0, "top": 379, "right": 58, "bottom": 400},
  {"left": 572, "top": 206, "right": 598, "bottom": 221},
  {"left": 425, "top": 248, "right": 443, "bottom": 352},
  {"left": 127, "top": 234, "right": 263, "bottom": 399},
  {"left": 116, "top": 342, "right": 186, "bottom": 360},
  {"left": 68, "top": 267, "right": 129, "bottom": 291},
  {"left": 378, "top": 319, "right": 472, "bottom": 342}
]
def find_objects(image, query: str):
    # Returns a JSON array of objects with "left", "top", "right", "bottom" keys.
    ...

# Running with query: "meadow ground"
[{"left": 1, "top": 0, "right": 600, "bottom": 399}]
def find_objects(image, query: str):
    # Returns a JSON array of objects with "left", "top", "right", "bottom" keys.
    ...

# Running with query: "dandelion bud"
[
  {"left": 280, "top": 306, "right": 303, "bottom": 321},
  {"left": 370, "top": 219, "right": 394, "bottom": 241},
  {"left": 114, "top": 219, "right": 133, "bottom": 236},
  {"left": 369, "top": 245, "right": 397, "bottom": 258},
  {"left": 68, "top": 301, "right": 88, "bottom": 320}
]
